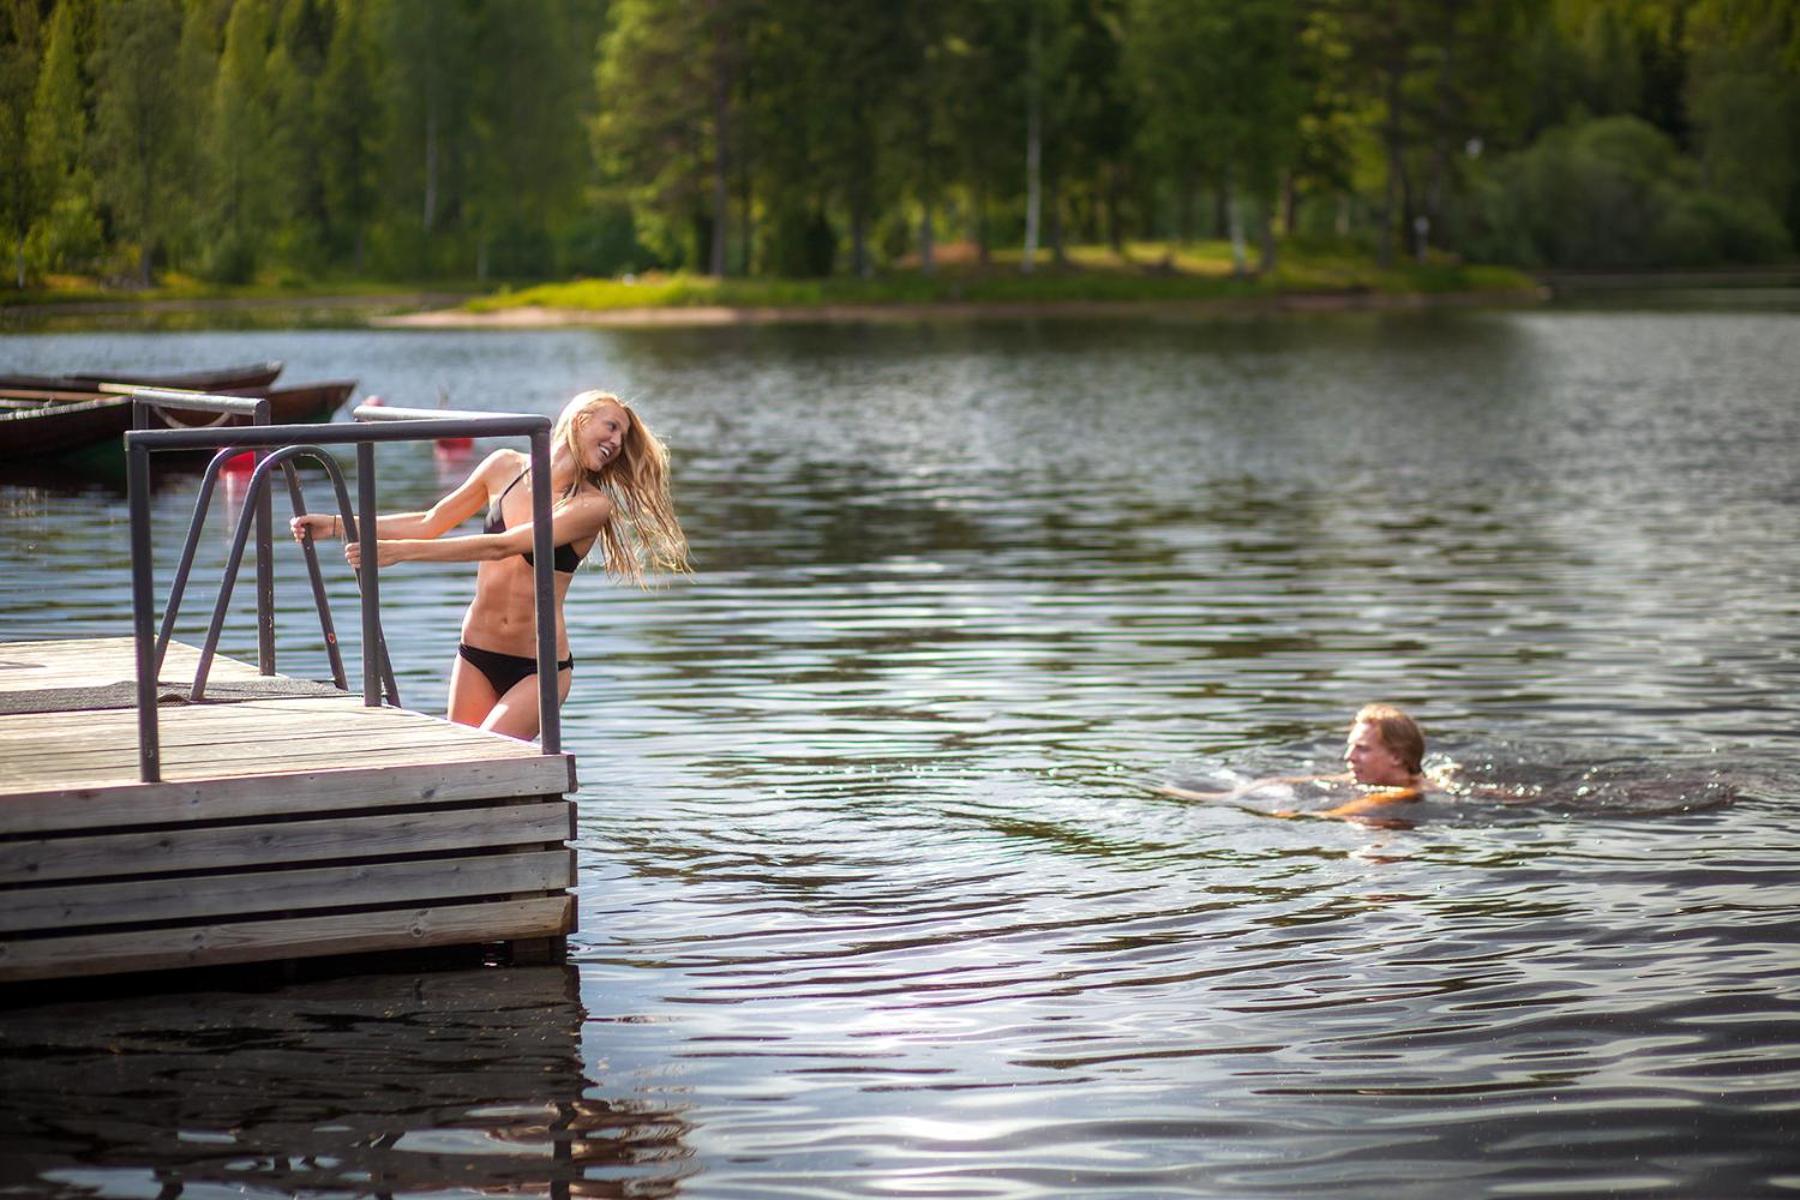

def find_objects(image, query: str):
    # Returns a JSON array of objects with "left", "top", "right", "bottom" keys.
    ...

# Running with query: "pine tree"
[{"left": 89, "top": 0, "right": 186, "bottom": 285}]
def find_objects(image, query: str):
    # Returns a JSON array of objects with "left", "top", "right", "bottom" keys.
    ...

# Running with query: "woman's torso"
[{"left": 461, "top": 455, "right": 597, "bottom": 656}]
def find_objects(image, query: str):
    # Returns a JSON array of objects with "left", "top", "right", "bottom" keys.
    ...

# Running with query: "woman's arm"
[
  {"left": 348, "top": 490, "right": 615, "bottom": 568},
  {"left": 289, "top": 450, "right": 512, "bottom": 544},
  {"left": 1154, "top": 772, "right": 1347, "bottom": 804}
]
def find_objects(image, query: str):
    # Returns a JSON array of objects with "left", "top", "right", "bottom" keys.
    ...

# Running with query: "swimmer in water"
[{"left": 1155, "top": 703, "right": 1428, "bottom": 820}]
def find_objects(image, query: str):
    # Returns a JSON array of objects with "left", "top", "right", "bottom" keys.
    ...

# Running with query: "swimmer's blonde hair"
[
  {"left": 557, "top": 391, "right": 690, "bottom": 587},
  {"left": 1354, "top": 703, "right": 1425, "bottom": 774}
]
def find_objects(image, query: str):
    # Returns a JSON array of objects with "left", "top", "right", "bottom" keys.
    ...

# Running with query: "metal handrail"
[
  {"left": 124, "top": 408, "right": 559, "bottom": 783},
  {"left": 153, "top": 438, "right": 356, "bottom": 694},
  {"left": 189, "top": 445, "right": 399, "bottom": 705},
  {"left": 128, "top": 389, "right": 281, "bottom": 676},
  {"left": 139, "top": 395, "right": 355, "bottom": 693}
]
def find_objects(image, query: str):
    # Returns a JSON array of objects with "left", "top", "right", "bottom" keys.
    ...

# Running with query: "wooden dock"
[{"left": 0, "top": 637, "right": 577, "bottom": 985}]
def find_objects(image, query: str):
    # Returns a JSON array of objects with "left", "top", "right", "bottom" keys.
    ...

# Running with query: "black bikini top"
[{"left": 484, "top": 469, "right": 589, "bottom": 573}]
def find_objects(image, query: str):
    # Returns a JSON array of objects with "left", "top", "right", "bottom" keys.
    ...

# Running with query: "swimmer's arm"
[
  {"left": 290, "top": 450, "right": 508, "bottom": 543},
  {"left": 1153, "top": 772, "right": 1348, "bottom": 804},
  {"left": 351, "top": 492, "right": 614, "bottom": 567}
]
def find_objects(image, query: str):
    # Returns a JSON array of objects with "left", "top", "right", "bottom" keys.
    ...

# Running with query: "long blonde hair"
[{"left": 557, "top": 391, "right": 690, "bottom": 586}]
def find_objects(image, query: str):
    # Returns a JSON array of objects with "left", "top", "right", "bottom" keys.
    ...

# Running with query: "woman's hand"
[
  {"left": 343, "top": 540, "right": 405, "bottom": 569},
  {"left": 290, "top": 512, "right": 338, "bottom": 543}
]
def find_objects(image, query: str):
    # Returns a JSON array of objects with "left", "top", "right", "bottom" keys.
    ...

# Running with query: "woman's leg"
[
  {"left": 481, "top": 665, "right": 574, "bottom": 742},
  {"left": 448, "top": 648, "right": 501, "bottom": 728}
]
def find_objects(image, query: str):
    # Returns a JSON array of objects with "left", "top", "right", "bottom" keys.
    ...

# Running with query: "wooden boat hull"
[
  {"left": 0, "top": 381, "right": 355, "bottom": 463},
  {"left": 0, "top": 360, "right": 284, "bottom": 394}
]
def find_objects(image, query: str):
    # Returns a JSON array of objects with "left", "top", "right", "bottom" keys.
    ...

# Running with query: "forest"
[{"left": 1, "top": 0, "right": 1795, "bottom": 291}]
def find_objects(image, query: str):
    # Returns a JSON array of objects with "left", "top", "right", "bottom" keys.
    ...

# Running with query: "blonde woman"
[{"left": 290, "top": 391, "right": 688, "bottom": 739}]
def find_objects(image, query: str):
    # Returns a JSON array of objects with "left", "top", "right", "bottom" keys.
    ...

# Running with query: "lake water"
[{"left": 2, "top": 302, "right": 1798, "bottom": 1198}]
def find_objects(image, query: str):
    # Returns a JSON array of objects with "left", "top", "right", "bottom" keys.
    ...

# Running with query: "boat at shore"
[
  {"left": 0, "top": 360, "right": 284, "bottom": 394},
  {"left": 0, "top": 378, "right": 356, "bottom": 463}
]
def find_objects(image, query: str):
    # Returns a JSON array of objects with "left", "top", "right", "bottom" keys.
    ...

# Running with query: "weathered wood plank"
[
  {"left": 0, "top": 637, "right": 269, "bottom": 693},
  {"left": 0, "top": 756, "right": 576, "bottom": 834},
  {"left": 0, "top": 895, "right": 575, "bottom": 983},
  {"left": 0, "top": 801, "right": 574, "bottom": 885},
  {"left": 0, "top": 731, "right": 523, "bottom": 767},
  {"left": 0, "top": 701, "right": 451, "bottom": 738},
  {"left": 0, "top": 639, "right": 581, "bottom": 985},
  {"left": 0, "top": 719, "right": 532, "bottom": 755},
  {"left": 0, "top": 729, "right": 537, "bottom": 768},
  {"left": 0, "top": 849, "right": 574, "bottom": 933},
  {"left": 0, "top": 746, "right": 527, "bottom": 785}
]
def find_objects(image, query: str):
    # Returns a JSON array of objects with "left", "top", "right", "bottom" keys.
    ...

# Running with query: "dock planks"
[{"left": 0, "top": 637, "right": 579, "bottom": 984}]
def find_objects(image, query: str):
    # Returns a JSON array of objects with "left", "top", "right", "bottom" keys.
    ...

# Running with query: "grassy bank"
[
  {"left": 2, "top": 241, "right": 1538, "bottom": 324},
  {"left": 465, "top": 241, "right": 1539, "bottom": 315},
  {"left": 0, "top": 272, "right": 476, "bottom": 309}
]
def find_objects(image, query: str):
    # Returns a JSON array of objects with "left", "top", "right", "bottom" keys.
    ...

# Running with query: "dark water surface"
[{"left": 1, "top": 307, "right": 1797, "bottom": 1198}]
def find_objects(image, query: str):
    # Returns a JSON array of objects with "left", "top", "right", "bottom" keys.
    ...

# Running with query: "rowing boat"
[
  {"left": 0, "top": 380, "right": 356, "bottom": 463},
  {"left": 0, "top": 361, "right": 284, "bottom": 394}
]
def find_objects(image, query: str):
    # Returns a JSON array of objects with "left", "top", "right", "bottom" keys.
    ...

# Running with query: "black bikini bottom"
[{"left": 457, "top": 642, "right": 574, "bottom": 696}]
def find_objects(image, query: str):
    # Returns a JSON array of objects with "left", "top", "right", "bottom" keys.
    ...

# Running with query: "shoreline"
[
  {"left": 1, "top": 291, "right": 471, "bottom": 318},
  {"left": 372, "top": 287, "right": 1551, "bottom": 330}
]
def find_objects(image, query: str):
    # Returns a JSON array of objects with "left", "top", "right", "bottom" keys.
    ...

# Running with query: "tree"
[
  {"left": 1685, "top": 0, "right": 1800, "bottom": 243},
  {"left": 320, "top": 0, "right": 380, "bottom": 271},
  {"left": 945, "top": 0, "right": 1028, "bottom": 265},
  {"left": 802, "top": 0, "right": 910, "bottom": 277},
  {"left": 1126, "top": 0, "right": 1301, "bottom": 271},
  {"left": 376, "top": 0, "right": 479, "bottom": 268},
  {"left": 0, "top": 0, "right": 41, "bottom": 286},
  {"left": 266, "top": 0, "right": 334, "bottom": 271},
  {"left": 207, "top": 0, "right": 280, "bottom": 279},
  {"left": 593, "top": 0, "right": 716, "bottom": 270},
  {"left": 89, "top": 0, "right": 187, "bottom": 285},
  {"left": 465, "top": 0, "right": 588, "bottom": 279},
  {"left": 26, "top": 0, "right": 103, "bottom": 275}
]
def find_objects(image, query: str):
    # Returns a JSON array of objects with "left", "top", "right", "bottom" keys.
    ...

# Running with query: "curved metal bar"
[
  {"left": 278, "top": 447, "right": 399, "bottom": 705},
  {"left": 191, "top": 446, "right": 397, "bottom": 704},
  {"left": 281, "top": 461, "right": 347, "bottom": 691},
  {"left": 153, "top": 446, "right": 237, "bottom": 676}
]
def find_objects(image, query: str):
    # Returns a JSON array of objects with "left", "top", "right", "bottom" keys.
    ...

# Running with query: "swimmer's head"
[
  {"left": 556, "top": 390, "right": 689, "bottom": 585},
  {"left": 1346, "top": 703, "right": 1424, "bottom": 785}
]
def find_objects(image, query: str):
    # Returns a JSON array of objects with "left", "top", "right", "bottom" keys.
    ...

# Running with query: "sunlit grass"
[
  {"left": 6, "top": 241, "right": 1537, "bottom": 314},
  {"left": 468, "top": 240, "right": 1537, "bottom": 314},
  {"left": 1, "top": 272, "right": 480, "bottom": 307}
]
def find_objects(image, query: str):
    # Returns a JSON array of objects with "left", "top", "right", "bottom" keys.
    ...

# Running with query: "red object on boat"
[
  {"left": 435, "top": 435, "right": 474, "bottom": 450},
  {"left": 222, "top": 451, "right": 256, "bottom": 474}
]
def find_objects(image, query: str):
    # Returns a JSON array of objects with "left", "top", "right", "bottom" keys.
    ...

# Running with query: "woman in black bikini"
[{"left": 289, "top": 391, "right": 688, "bottom": 739}]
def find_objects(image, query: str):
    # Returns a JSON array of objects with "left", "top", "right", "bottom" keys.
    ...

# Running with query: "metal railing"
[
  {"left": 124, "top": 399, "right": 560, "bottom": 782},
  {"left": 123, "top": 388, "right": 366, "bottom": 697}
]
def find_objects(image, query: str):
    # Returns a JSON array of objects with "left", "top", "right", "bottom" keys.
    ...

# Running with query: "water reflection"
[{"left": 0, "top": 967, "right": 694, "bottom": 1198}]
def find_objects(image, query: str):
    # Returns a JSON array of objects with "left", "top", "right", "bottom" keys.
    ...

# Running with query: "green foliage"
[
  {"left": 464, "top": 246, "right": 1536, "bottom": 314},
  {"left": 0, "top": 0, "right": 42, "bottom": 286},
  {"left": 1466, "top": 114, "right": 1790, "bottom": 267},
  {"left": 89, "top": 0, "right": 188, "bottom": 285},
  {"left": 5, "top": 0, "right": 1798, "bottom": 296}
]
